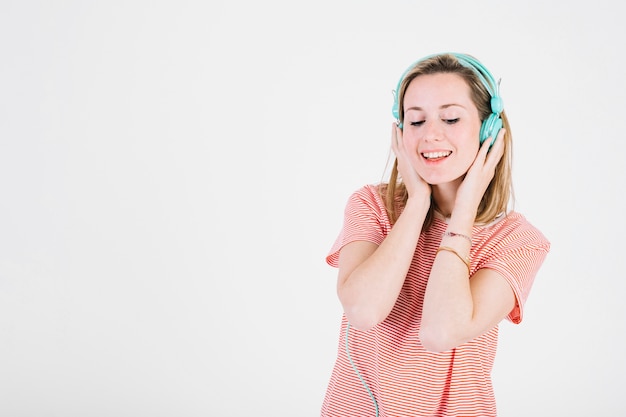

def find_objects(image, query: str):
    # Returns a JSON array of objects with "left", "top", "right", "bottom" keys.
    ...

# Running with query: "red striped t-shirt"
[{"left": 321, "top": 184, "right": 550, "bottom": 417}]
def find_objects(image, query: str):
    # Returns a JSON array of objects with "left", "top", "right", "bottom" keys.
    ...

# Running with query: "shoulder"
[
  {"left": 474, "top": 212, "right": 550, "bottom": 324},
  {"left": 349, "top": 183, "right": 384, "bottom": 201},
  {"left": 341, "top": 183, "right": 392, "bottom": 232},
  {"left": 326, "top": 184, "right": 390, "bottom": 266},
  {"left": 344, "top": 184, "right": 386, "bottom": 213},
  {"left": 478, "top": 211, "right": 551, "bottom": 253}
]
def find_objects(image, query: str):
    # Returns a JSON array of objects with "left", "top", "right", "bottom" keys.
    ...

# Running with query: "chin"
[{"left": 421, "top": 173, "right": 465, "bottom": 187}]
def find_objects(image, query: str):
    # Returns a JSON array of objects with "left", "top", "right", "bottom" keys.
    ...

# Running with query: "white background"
[{"left": 1, "top": 1, "right": 624, "bottom": 416}]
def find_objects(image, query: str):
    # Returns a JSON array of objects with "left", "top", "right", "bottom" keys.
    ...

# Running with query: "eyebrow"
[{"left": 405, "top": 104, "right": 467, "bottom": 111}]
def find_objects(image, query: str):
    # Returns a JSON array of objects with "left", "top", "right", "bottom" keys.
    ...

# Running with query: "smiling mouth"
[{"left": 422, "top": 151, "right": 452, "bottom": 160}]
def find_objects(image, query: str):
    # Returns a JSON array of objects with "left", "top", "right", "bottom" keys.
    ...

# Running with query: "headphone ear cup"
[{"left": 479, "top": 113, "right": 502, "bottom": 148}]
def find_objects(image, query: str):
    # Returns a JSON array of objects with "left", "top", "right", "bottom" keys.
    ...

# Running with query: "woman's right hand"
[{"left": 391, "top": 123, "right": 431, "bottom": 200}]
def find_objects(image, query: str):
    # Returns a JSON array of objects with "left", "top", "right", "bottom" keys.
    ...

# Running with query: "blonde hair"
[{"left": 382, "top": 53, "right": 513, "bottom": 229}]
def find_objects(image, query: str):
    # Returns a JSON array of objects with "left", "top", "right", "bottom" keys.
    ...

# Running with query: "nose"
[{"left": 422, "top": 120, "right": 442, "bottom": 142}]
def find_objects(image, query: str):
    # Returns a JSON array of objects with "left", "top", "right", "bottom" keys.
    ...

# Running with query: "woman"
[{"left": 321, "top": 53, "right": 550, "bottom": 416}]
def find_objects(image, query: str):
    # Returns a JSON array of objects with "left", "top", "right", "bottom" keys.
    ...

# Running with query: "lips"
[{"left": 422, "top": 151, "right": 452, "bottom": 160}]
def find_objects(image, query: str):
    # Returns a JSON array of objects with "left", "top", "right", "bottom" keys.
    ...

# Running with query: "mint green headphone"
[{"left": 391, "top": 52, "right": 503, "bottom": 147}]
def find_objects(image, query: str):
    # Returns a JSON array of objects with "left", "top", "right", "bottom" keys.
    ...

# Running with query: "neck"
[
  {"left": 433, "top": 204, "right": 451, "bottom": 219},
  {"left": 431, "top": 183, "right": 458, "bottom": 219}
]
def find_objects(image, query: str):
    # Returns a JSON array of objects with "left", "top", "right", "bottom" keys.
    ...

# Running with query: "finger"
[
  {"left": 479, "top": 127, "right": 505, "bottom": 158},
  {"left": 391, "top": 122, "right": 399, "bottom": 151},
  {"left": 391, "top": 123, "right": 404, "bottom": 156},
  {"left": 478, "top": 132, "right": 495, "bottom": 157},
  {"left": 489, "top": 128, "right": 506, "bottom": 159},
  {"left": 395, "top": 123, "right": 404, "bottom": 142},
  {"left": 493, "top": 127, "right": 505, "bottom": 147}
]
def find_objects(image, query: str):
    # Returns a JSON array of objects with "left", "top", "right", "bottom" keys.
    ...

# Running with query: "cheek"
[
  {"left": 465, "top": 137, "right": 480, "bottom": 156},
  {"left": 456, "top": 142, "right": 480, "bottom": 172},
  {"left": 401, "top": 129, "right": 421, "bottom": 148},
  {"left": 456, "top": 125, "right": 481, "bottom": 153}
]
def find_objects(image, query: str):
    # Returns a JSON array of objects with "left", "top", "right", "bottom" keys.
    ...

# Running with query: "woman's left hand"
[{"left": 453, "top": 128, "right": 506, "bottom": 217}]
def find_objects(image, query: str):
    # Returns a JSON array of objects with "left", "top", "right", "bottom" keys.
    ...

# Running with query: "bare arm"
[
  {"left": 419, "top": 220, "right": 516, "bottom": 352},
  {"left": 336, "top": 124, "right": 432, "bottom": 331},
  {"left": 337, "top": 196, "right": 429, "bottom": 331},
  {"left": 420, "top": 129, "right": 516, "bottom": 352}
]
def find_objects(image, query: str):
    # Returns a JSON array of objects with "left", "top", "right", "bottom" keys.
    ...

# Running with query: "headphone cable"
[{"left": 345, "top": 322, "right": 379, "bottom": 417}]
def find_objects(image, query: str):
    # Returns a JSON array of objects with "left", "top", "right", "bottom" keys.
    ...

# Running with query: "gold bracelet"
[{"left": 437, "top": 246, "right": 471, "bottom": 275}]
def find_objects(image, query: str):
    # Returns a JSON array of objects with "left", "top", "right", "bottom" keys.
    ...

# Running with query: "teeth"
[{"left": 423, "top": 151, "right": 451, "bottom": 159}]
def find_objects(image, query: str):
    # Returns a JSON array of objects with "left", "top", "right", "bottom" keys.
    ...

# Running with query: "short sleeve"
[
  {"left": 478, "top": 216, "right": 550, "bottom": 324},
  {"left": 326, "top": 185, "right": 390, "bottom": 268}
]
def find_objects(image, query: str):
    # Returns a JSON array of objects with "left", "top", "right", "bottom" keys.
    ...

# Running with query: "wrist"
[
  {"left": 447, "top": 210, "right": 475, "bottom": 231},
  {"left": 406, "top": 193, "right": 432, "bottom": 212},
  {"left": 443, "top": 231, "right": 472, "bottom": 244}
]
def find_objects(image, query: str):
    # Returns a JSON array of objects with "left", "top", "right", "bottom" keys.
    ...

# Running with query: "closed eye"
[
  {"left": 444, "top": 118, "right": 460, "bottom": 124},
  {"left": 409, "top": 121, "right": 425, "bottom": 127}
]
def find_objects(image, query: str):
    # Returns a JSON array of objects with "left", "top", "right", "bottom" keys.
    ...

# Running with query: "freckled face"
[{"left": 402, "top": 73, "right": 482, "bottom": 185}]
